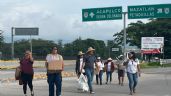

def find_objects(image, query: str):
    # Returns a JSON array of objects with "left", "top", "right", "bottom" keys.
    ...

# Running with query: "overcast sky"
[{"left": 0, "top": 0, "right": 171, "bottom": 43}]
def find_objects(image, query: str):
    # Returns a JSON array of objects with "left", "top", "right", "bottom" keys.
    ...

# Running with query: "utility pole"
[
  {"left": 123, "top": 12, "right": 127, "bottom": 60},
  {"left": 30, "top": 35, "right": 32, "bottom": 52},
  {"left": 11, "top": 27, "right": 14, "bottom": 59}
]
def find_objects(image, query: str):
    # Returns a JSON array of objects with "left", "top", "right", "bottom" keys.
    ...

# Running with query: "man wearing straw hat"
[{"left": 81, "top": 47, "right": 97, "bottom": 94}]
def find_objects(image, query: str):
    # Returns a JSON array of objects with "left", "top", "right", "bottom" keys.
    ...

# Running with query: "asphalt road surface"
[{"left": 0, "top": 72, "right": 171, "bottom": 96}]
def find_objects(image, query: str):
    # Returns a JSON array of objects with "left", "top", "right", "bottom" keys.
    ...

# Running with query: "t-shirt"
[
  {"left": 46, "top": 54, "right": 63, "bottom": 62},
  {"left": 79, "top": 58, "right": 83, "bottom": 71},
  {"left": 107, "top": 62, "right": 111, "bottom": 71},
  {"left": 126, "top": 59, "right": 140, "bottom": 73},
  {"left": 97, "top": 61, "right": 104, "bottom": 70},
  {"left": 83, "top": 54, "right": 96, "bottom": 69},
  {"left": 46, "top": 54, "right": 63, "bottom": 73}
]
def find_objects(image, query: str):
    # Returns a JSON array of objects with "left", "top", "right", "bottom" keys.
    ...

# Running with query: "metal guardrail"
[{"left": 160, "top": 59, "right": 171, "bottom": 65}]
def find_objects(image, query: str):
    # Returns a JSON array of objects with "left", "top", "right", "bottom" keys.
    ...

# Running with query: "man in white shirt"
[{"left": 45, "top": 47, "right": 64, "bottom": 96}]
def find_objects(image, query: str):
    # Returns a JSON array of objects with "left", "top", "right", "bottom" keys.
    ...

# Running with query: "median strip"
[{"left": 0, "top": 71, "right": 76, "bottom": 83}]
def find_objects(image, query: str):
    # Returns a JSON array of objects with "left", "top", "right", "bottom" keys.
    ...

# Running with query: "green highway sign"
[
  {"left": 128, "top": 4, "right": 171, "bottom": 19},
  {"left": 82, "top": 7, "right": 122, "bottom": 22}
]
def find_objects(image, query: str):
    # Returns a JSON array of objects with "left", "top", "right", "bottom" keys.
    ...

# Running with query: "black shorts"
[{"left": 118, "top": 70, "right": 125, "bottom": 77}]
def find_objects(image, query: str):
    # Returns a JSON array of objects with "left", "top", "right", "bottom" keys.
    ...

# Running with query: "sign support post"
[
  {"left": 123, "top": 12, "right": 127, "bottom": 60},
  {"left": 30, "top": 35, "right": 32, "bottom": 52},
  {"left": 11, "top": 27, "right": 39, "bottom": 59},
  {"left": 11, "top": 27, "right": 14, "bottom": 59}
]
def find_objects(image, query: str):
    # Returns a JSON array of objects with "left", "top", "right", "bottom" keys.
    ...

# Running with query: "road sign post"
[
  {"left": 11, "top": 27, "right": 39, "bottom": 59},
  {"left": 123, "top": 12, "right": 127, "bottom": 60},
  {"left": 128, "top": 4, "right": 171, "bottom": 19},
  {"left": 11, "top": 27, "right": 14, "bottom": 59},
  {"left": 82, "top": 7, "right": 122, "bottom": 22}
]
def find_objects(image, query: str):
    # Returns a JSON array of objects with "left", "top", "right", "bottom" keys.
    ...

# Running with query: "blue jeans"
[
  {"left": 96, "top": 70, "right": 103, "bottom": 84},
  {"left": 85, "top": 68, "right": 94, "bottom": 91},
  {"left": 106, "top": 71, "right": 112, "bottom": 83},
  {"left": 47, "top": 73, "right": 62, "bottom": 96},
  {"left": 127, "top": 72, "right": 138, "bottom": 91}
]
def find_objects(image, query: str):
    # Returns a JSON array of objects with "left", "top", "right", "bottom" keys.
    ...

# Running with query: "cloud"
[
  {"left": 1, "top": 0, "right": 170, "bottom": 43},
  {"left": 0, "top": 0, "right": 125, "bottom": 43}
]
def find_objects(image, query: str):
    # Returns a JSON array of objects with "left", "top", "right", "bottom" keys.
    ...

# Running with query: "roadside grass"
[{"left": 140, "top": 62, "right": 171, "bottom": 68}]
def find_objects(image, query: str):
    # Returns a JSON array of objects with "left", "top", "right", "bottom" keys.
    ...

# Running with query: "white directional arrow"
[{"left": 89, "top": 12, "right": 95, "bottom": 18}]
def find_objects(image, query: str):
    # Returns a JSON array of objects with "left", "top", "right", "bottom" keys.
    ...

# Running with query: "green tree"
[
  {"left": 9, "top": 39, "right": 58, "bottom": 59},
  {"left": 0, "top": 31, "right": 4, "bottom": 51},
  {"left": 63, "top": 38, "right": 106, "bottom": 58},
  {"left": 113, "top": 18, "right": 171, "bottom": 58},
  {"left": 57, "top": 39, "right": 64, "bottom": 55}
]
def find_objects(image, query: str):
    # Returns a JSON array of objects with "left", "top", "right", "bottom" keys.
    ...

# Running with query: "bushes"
[
  {"left": 147, "top": 62, "right": 160, "bottom": 66},
  {"left": 140, "top": 62, "right": 160, "bottom": 68}
]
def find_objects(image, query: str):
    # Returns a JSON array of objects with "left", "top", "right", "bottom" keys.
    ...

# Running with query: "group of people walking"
[
  {"left": 75, "top": 47, "right": 141, "bottom": 95},
  {"left": 18, "top": 46, "right": 141, "bottom": 96},
  {"left": 19, "top": 47, "right": 64, "bottom": 96}
]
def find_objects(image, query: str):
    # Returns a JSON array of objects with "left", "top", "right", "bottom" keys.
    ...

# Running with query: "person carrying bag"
[
  {"left": 15, "top": 66, "right": 23, "bottom": 85},
  {"left": 20, "top": 50, "right": 34, "bottom": 96}
]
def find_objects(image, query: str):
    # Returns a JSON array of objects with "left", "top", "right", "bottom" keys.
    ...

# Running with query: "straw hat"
[
  {"left": 97, "top": 57, "right": 101, "bottom": 60},
  {"left": 107, "top": 57, "right": 112, "bottom": 61},
  {"left": 86, "top": 47, "right": 95, "bottom": 53},
  {"left": 78, "top": 51, "right": 84, "bottom": 55}
]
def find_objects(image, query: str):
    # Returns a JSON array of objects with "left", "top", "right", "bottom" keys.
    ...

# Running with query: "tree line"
[
  {"left": 113, "top": 18, "right": 171, "bottom": 59},
  {"left": 1, "top": 18, "right": 171, "bottom": 60},
  {"left": 0, "top": 38, "right": 121, "bottom": 60}
]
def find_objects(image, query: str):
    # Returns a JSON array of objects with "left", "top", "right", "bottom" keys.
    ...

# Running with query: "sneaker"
[
  {"left": 133, "top": 89, "right": 136, "bottom": 93},
  {"left": 119, "top": 83, "right": 121, "bottom": 85},
  {"left": 129, "top": 91, "right": 133, "bottom": 95},
  {"left": 24, "top": 94, "right": 27, "bottom": 96},
  {"left": 90, "top": 91, "right": 95, "bottom": 94},
  {"left": 31, "top": 91, "right": 34, "bottom": 96}
]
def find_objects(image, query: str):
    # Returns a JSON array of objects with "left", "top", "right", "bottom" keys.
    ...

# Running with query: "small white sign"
[{"left": 112, "top": 48, "right": 119, "bottom": 51}]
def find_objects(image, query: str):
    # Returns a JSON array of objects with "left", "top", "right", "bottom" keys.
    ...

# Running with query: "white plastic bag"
[{"left": 77, "top": 73, "right": 89, "bottom": 92}]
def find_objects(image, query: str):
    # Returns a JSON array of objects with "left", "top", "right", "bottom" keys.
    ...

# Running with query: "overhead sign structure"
[
  {"left": 11, "top": 27, "right": 39, "bottom": 59},
  {"left": 128, "top": 4, "right": 171, "bottom": 19},
  {"left": 82, "top": 7, "right": 122, "bottom": 22},
  {"left": 15, "top": 28, "right": 39, "bottom": 35},
  {"left": 141, "top": 37, "right": 164, "bottom": 49}
]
